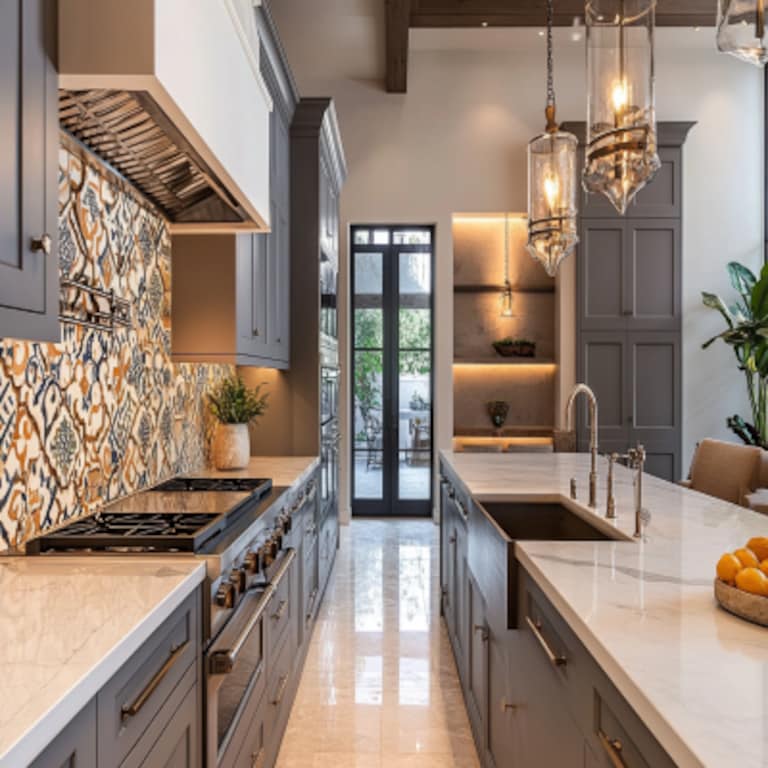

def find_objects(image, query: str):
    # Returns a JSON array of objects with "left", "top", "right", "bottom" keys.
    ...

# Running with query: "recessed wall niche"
[{"left": 452, "top": 213, "right": 557, "bottom": 449}]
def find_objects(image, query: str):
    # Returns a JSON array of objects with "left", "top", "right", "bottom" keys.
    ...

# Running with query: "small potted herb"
[
  {"left": 208, "top": 377, "right": 269, "bottom": 470},
  {"left": 492, "top": 337, "right": 537, "bottom": 358},
  {"left": 487, "top": 401, "right": 509, "bottom": 429}
]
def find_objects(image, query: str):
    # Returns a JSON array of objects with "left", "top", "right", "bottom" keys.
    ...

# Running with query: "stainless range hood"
[{"left": 58, "top": 0, "right": 272, "bottom": 233}]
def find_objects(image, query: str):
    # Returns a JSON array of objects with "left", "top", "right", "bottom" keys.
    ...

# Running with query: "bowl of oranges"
[{"left": 715, "top": 537, "right": 768, "bottom": 627}]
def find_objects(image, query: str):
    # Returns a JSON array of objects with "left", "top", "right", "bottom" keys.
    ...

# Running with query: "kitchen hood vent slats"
[{"left": 59, "top": 89, "right": 246, "bottom": 225}]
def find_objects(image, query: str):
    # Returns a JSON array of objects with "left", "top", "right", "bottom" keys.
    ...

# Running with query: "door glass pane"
[
  {"left": 354, "top": 350, "right": 383, "bottom": 500},
  {"left": 399, "top": 249, "right": 432, "bottom": 503},
  {"left": 399, "top": 251, "right": 431, "bottom": 294},
  {"left": 355, "top": 252, "right": 383, "bottom": 296},
  {"left": 393, "top": 230, "right": 432, "bottom": 245},
  {"left": 354, "top": 229, "right": 371, "bottom": 245},
  {"left": 373, "top": 229, "right": 390, "bottom": 245}
]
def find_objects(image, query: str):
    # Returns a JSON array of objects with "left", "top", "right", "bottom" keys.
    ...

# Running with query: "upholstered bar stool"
[
  {"left": 745, "top": 450, "right": 768, "bottom": 514},
  {"left": 681, "top": 439, "right": 762, "bottom": 507}
]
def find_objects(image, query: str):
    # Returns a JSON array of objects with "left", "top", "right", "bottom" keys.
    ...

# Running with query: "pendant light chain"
[
  {"left": 504, "top": 213, "right": 510, "bottom": 284},
  {"left": 546, "top": 0, "right": 555, "bottom": 110}
]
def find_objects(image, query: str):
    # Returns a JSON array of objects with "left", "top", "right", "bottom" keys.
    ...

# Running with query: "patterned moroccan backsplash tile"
[{"left": 0, "top": 143, "right": 232, "bottom": 550}]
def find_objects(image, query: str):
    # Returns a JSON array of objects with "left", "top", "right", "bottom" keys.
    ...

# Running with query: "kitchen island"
[{"left": 440, "top": 450, "right": 768, "bottom": 768}]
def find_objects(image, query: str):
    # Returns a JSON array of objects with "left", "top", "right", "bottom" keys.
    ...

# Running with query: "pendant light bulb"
[
  {"left": 526, "top": 0, "right": 579, "bottom": 277},
  {"left": 717, "top": 0, "right": 768, "bottom": 66}
]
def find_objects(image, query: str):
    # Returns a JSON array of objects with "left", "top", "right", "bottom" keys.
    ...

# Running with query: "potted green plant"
[
  {"left": 702, "top": 261, "right": 768, "bottom": 448},
  {"left": 492, "top": 337, "right": 537, "bottom": 358},
  {"left": 208, "top": 376, "right": 269, "bottom": 470}
]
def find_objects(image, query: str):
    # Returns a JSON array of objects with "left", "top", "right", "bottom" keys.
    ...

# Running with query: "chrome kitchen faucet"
[{"left": 565, "top": 383, "right": 599, "bottom": 509}]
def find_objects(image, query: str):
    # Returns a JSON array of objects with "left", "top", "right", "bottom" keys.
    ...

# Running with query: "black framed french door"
[{"left": 351, "top": 225, "right": 435, "bottom": 517}]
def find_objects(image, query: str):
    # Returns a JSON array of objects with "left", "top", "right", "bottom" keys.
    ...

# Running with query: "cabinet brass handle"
[
  {"left": 473, "top": 624, "right": 488, "bottom": 642},
  {"left": 31, "top": 233, "right": 51, "bottom": 255},
  {"left": 251, "top": 746, "right": 265, "bottom": 768},
  {"left": 272, "top": 674, "right": 289, "bottom": 706},
  {"left": 271, "top": 599, "right": 288, "bottom": 622},
  {"left": 500, "top": 697, "right": 518, "bottom": 714},
  {"left": 121, "top": 640, "right": 189, "bottom": 721},
  {"left": 306, "top": 587, "right": 319, "bottom": 621},
  {"left": 598, "top": 731, "right": 628, "bottom": 768},
  {"left": 253, "top": 328, "right": 260, "bottom": 337},
  {"left": 525, "top": 615, "right": 567, "bottom": 667}
]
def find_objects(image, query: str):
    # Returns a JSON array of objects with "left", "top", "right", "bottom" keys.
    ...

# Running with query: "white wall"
[{"left": 270, "top": 3, "right": 763, "bottom": 517}]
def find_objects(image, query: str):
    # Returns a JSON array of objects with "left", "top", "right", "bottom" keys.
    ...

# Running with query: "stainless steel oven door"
[
  {"left": 321, "top": 366, "right": 340, "bottom": 425},
  {"left": 205, "top": 548, "right": 296, "bottom": 765},
  {"left": 321, "top": 419, "right": 340, "bottom": 515}
]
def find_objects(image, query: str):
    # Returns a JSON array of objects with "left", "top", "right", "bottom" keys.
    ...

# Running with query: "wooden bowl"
[{"left": 714, "top": 578, "right": 768, "bottom": 627}]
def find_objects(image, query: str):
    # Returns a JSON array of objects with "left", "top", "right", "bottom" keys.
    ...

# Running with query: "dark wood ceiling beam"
[
  {"left": 387, "top": 0, "right": 411, "bottom": 93},
  {"left": 409, "top": 0, "right": 716, "bottom": 27}
]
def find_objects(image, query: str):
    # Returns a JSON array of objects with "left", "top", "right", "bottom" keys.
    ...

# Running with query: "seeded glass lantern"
[
  {"left": 717, "top": 0, "right": 768, "bottom": 66},
  {"left": 526, "top": 0, "right": 579, "bottom": 277},
  {"left": 583, "top": 0, "right": 660, "bottom": 215}
]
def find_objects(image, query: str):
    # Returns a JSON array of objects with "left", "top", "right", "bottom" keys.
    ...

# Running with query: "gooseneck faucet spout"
[{"left": 565, "top": 383, "right": 599, "bottom": 508}]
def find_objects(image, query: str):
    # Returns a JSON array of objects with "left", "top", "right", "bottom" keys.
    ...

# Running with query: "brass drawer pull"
[
  {"left": 598, "top": 731, "right": 629, "bottom": 768},
  {"left": 272, "top": 674, "right": 289, "bottom": 706},
  {"left": 525, "top": 615, "right": 567, "bottom": 667},
  {"left": 500, "top": 697, "right": 518, "bottom": 713},
  {"left": 121, "top": 640, "right": 189, "bottom": 721},
  {"left": 271, "top": 600, "right": 288, "bottom": 622},
  {"left": 473, "top": 624, "right": 488, "bottom": 642},
  {"left": 251, "top": 747, "right": 265, "bottom": 768}
]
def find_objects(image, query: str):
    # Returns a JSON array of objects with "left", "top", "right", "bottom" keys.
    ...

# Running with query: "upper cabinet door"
[
  {"left": 630, "top": 148, "right": 681, "bottom": 218},
  {"left": 578, "top": 219, "right": 628, "bottom": 332},
  {"left": 0, "top": 0, "right": 59, "bottom": 342},
  {"left": 581, "top": 147, "right": 681, "bottom": 220},
  {"left": 627, "top": 219, "right": 681, "bottom": 331}
]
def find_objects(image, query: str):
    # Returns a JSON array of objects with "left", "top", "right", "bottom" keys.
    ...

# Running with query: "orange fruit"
[
  {"left": 734, "top": 547, "right": 760, "bottom": 569},
  {"left": 716, "top": 553, "right": 743, "bottom": 585},
  {"left": 735, "top": 567, "right": 768, "bottom": 597},
  {"left": 747, "top": 537, "right": 768, "bottom": 562},
  {"left": 760, "top": 559, "right": 768, "bottom": 578}
]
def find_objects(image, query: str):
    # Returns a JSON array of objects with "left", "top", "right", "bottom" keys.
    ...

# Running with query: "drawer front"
[
  {"left": 99, "top": 590, "right": 199, "bottom": 767},
  {"left": 30, "top": 698, "right": 97, "bottom": 768},
  {"left": 266, "top": 620, "right": 296, "bottom": 759},
  {"left": 233, "top": 691, "right": 268, "bottom": 768},
  {"left": 267, "top": 549, "right": 297, "bottom": 657},
  {"left": 119, "top": 661, "right": 199, "bottom": 768},
  {"left": 303, "top": 536, "right": 319, "bottom": 628}
]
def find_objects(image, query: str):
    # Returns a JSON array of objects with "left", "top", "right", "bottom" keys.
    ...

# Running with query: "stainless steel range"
[{"left": 25, "top": 470, "right": 320, "bottom": 766}]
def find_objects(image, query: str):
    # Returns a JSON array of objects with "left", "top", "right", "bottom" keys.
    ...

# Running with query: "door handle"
[
  {"left": 473, "top": 624, "right": 488, "bottom": 642},
  {"left": 598, "top": 731, "right": 629, "bottom": 768}
]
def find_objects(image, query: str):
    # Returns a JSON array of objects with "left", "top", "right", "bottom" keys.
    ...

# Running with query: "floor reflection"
[{"left": 276, "top": 519, "right": 480, "bottom": 768}]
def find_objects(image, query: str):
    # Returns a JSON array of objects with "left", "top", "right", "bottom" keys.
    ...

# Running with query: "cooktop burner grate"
[{"left": 154, "top": 477, "right": 272, "bottom": 494}]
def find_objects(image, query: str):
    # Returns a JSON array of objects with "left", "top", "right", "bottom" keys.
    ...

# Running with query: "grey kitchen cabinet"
[
  {"left": 0, "top": 0, "right": 60, "bottom": 343},
  {"left": 579, "top": 147, "right": 683, "bottom": 220},
  {"left": 570, "top": 122, "right": 694, "bottom": 481},
  {"left": 579, "top": 218, "right": 681, "bottom": 333},
  {"left": 465, "top": 569, "right": 488, "bottom": 754},
  {"left": 579, "top": 330, "right": 681, "bottom": 481},
  {"left": 29, "top": 699, "right": 97, "bottom": 768},
  {"left": 171, "top": 3, "right": 296, "bottom": 368}
]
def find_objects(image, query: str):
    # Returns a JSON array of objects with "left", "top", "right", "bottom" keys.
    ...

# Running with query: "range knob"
[
  {"left": 230, "top": 568, "right": 247, "bottom": 593},
  {"left": 261, "top": 542, "right": 275, "bottom": 568},
  {"left": 244, "top": 549, "right": 261, "bottom": 574},
  {"left": 283, "top": 513, "right": 292, "bottom": 533},
  {"left": 215, "top": 581, "right": 235, "bottom": 609},
  {"left": 271, "top": 533, "right": 281, "bottom": 556}
]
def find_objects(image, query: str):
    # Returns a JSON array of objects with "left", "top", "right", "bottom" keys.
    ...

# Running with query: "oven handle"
[
  {"left": 209, "top": 587, "right": 274, "bottom": 675},
  {"left": 269, "top": 547, "right": 296, "bottom": 591}
]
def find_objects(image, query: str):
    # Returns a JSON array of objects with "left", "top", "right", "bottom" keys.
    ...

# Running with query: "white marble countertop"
[
  {"left": 0, "top": 557, "right": 205, "bottom": 768},
  {"left": 440, "top": 450, "right": 768, "bottom": 768}
]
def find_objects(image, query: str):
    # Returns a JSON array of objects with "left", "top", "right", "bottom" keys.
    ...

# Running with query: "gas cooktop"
[{"left": 25, "top": 475, "right": 273, "bottom": 555}]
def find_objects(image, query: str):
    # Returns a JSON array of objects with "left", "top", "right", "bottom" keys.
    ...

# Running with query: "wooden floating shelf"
[
  {"left": 453, "top": 358, "right": 557, "bottom": 366},
  {"left": 454, "top": 284, "right": 555, "bottom": 295},
  {"left": 454, "top": 427, "right": 554, "bottom": 438}
]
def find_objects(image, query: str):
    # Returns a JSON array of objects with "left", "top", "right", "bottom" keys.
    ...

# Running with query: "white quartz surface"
[
  {"left": 0, "top": 557, "right": 205, "bottom": 768},
  {"left": 440, "top": 450, "right": 768, "bottom": 768},
  {"left": 189, "top": 455, "right": 319, "bottom": 489}
]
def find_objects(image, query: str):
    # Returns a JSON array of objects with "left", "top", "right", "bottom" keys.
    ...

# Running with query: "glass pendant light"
[
  {"left": 717, "top": 0, "right": 768, "bottom": 66},
  {"left": 583, "top": 0, "right": 660, "bottom": 215},
  {"left": 527, "top": 0, "right": 579, "bottom": 278},
  {"left": 500, "top": 213, "right": 514, "bottom": 317}
]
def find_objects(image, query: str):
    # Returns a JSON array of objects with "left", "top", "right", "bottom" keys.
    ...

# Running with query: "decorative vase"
[
  {"left": 212, "top": 423, "right": 250, "bottom": 470},
  {"left": 487, "top": 401, "right": 509, "bottom": 429}
]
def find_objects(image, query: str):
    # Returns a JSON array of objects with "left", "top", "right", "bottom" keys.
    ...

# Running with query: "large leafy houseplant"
[
  {"left": 207, "top": 377, "right": 269, "bottom": 470},
  {"left": 702, "top": 261, "right": 768, "bottom": 448}
]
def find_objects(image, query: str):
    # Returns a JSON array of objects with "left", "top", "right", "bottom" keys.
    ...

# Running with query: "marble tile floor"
[{"left": 276, "top": 519, "right": 480, "bottom": 768}]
